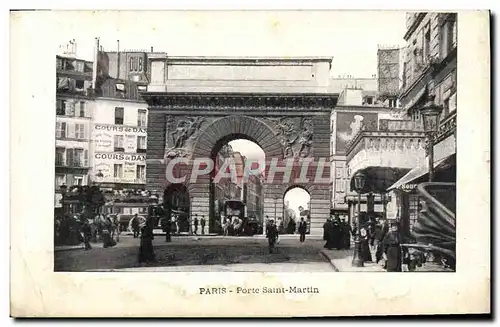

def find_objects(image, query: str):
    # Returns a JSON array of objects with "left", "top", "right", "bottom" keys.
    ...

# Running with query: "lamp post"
[
  {"left": 420, "top": 93, "right": 443, "bottom": 182},
  {"left": 352, "top": 171, "right": 367, "bottom": 267}
]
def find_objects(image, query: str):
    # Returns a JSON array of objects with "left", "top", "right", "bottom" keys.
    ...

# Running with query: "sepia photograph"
[
  {"left": 52, "top": 11, "right": 457, "bottom": 274},
  {"left": 9, "top": 8, "right": 490, "bottom": 317}
]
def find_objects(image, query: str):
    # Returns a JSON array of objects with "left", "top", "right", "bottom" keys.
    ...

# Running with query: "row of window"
[
  {"left": 113, "top": 163, "right": 146, "bottom": 180},
  {"left": 56, "top": 58, "right": 92, "bottom": 73},
  {"left": 55, "top": 148, "right": 89, "bottom": 167},
  {"left": 114, "top": 107, "right": 147, "bottom": 126},
  {"left": 113, "top": 135, "right": 147, "bottom": 152},
  {"left": 403, "top": 14, "right": 457, "bottom": 88},
  {"left": 56, "top": 122, "right": 87, "bottom": 140},
  {"left": 55, "top": 174, "right": 85, "bottom": 188},
  {"left": 57, "top": 99, "right": 89, "bottom": 117}
]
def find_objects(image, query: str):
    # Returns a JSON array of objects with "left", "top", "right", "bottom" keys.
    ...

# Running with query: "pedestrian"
[
  {"left": 298, "top": 217, "right": 307, "bottom": 242},
  {"left": 102, "top": 217, "right": 116, "bottom": 248},
  {"left": 138, "top": 217, "right": 156, "bottom": 264},
  {"left": 375, "top": 219, "right": 388, "bottom": 263},
  {"left": 359, "top": 224, "right": 372, "bottom": 262},
  {"left": 266, "top": 219, "right": 279, "bottom": 253},
  {"left": 332, "top": 217, "right": 342, "bottom": 250},
  {"left": 81, "top": 219, "right": 92, "bottom": 250},
  {"left": 382, "top": 222, "right": 402, "bottom": 272},
  {"left": 341, "top": 219, "right": 351, "bottom": 249},
  {"left": 222, "top": 218, "right": 229, "bottom": 236},
  {"left": 162, "top": 217, "right": 171, "bottom": 243},
  {"left": 132, "top": 214, "right": 140, "bottom": 238},
  {"left": 323, "top": 218, "right": 334, "bottom": 249},
  {"left": 193, "top": 214, "right": 199, "bottom": 235},
  {"left": 200, "top": 216, "right": 206, "bottom": 235}
]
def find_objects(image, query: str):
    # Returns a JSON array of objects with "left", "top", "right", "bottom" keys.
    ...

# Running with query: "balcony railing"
[{"left": 55, "top": 161, "right": 90, "bottom": 169}]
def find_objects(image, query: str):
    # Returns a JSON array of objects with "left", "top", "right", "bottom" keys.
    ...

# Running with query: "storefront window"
[{"left": 409, "top": 194, "right": 420, "bottom": 231}]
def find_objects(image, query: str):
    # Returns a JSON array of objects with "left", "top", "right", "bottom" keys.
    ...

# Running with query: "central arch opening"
[
  {"left": 283, "top": 186, "right": 311, "bottom": 235},
  {"left": 209, "top": 134, "right": 265, "bottom": 235}
]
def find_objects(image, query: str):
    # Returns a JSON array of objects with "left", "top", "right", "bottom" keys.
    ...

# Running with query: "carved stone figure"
[
  {"left": 298, "top": 118, "right": 313, "bottom": 157},
  {"left": 273, "top": 118, "right": 299, "bottom": 158},
  {"left": 170, "top": 116, "right": 204, "bottom": 149}
]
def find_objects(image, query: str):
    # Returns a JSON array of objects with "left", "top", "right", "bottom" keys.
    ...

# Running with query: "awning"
[
  {"left": 349, "top": 167, "right": 411, "bottom": 194},
  {"left": 387, "top": 154, "right": 456, "bottom": 191}
]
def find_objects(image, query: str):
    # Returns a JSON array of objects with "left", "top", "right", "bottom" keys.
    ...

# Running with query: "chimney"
[
  {"left": 92, "top": 37, "right": 100, "bottom": 89},
  {"left": 72, "top": 39, "right": 76, "bottom": 54},
  {"left": 151, "top": 46, "right": 153, "bottom": 52},
  {"left": 117, "top": 40, "right": 120, "bottom": 79}
]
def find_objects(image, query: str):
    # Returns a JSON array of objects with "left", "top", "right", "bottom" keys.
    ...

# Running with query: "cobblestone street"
[{"left": 54, "top": 236, "right": 342, "bottom": 272}]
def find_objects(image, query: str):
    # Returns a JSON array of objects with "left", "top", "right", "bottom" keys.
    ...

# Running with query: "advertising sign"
[
  {"left": 94, "top": 124, "right": 147, "bottom": 134},
  {"left": 123, "top": 162, "right": 136, "bottom": 182},
  {"left": 126, "top": 135, "right": 136, "bottom": 153},
  {"left": 94, "top": 133, "right": 113, "bottom": 151}
]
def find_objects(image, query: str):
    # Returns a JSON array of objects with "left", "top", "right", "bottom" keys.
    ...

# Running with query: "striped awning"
[{"left": 387, "top": 154, "right": 456, "bottom": 191}]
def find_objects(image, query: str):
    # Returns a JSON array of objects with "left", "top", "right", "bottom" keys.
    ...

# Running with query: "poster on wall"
[
  {"left": 126, "top": 135, "right": 136, "bottom": 152},
  {"left": 335, "top": 112, "right": 378, "bottom": 155},
  {"left": 123, "top": 162, "right": 136, "bottom": 182},
  {"left": 94, "top": 133, "right": 113, "bottom": 151}
]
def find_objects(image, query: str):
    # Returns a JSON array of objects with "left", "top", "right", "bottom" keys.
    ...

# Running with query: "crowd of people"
[{"left": 320, "top": 214, "right": 409, "bottom": 272}]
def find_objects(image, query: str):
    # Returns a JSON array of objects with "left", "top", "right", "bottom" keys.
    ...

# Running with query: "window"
[
  {"left": 75, "top": 61, "right": 84, "bottom": 72},
  {"left": 115, "top": 107, "right": 124, "bottom": 125},
  {"left": 114, "top": 135, "right": 124, "bottom": 152},
  {"left": 56, "top": 122, "right": 67, "bottom": 139},
  {"left": 55, "top": 147, "right": 65, "bottom": 166},
  {"left": 440, "top": 15, "right": 457, "bottom": 59},
  {"left": 56, "top": 58, "right": 64, "bottom": 70},
  {"left": 409, "top": 195, "right": 420, "bottom": 231},
  {"left": 65, "top": 148, "right": 86, "bottom": 167},
  {"left": 389, "top": 99, "right": 397, "bottom": 108},
  {"left": 65, "top": 101, "right": 75, "bottom": 116},
  {"left": 443, "top": 98, "right": 450, "bottom": 118},
  {"left": 75, "top": 80, "right": 85, "bottom": 91},
  {"left": 79, "top": 101, "right": 86, "bottom": 117},
  {"left": 75, "top": 124, "right": 85, "bottom": 139},
  {"left": 56, "top": 100, "right": 66, "bottom": 115},
  {"left": 114, "top": 164, "right": 123, "bottom": 178},
  {"left": 55, "top": 174, "right": 66, "bottom": 188},
  {"left": 137, "top": 136, "right": 147, "bottom": 153},
  {"left": 137, "top": 109, "right": 147, "bottom": 127},
  {"left": 136, "top": 165, "right": 146, "bottom": 180},
  {"left": 365, "top": 97, "right": 373, "bottom": 105},
  {"left": 423, "top": 24, "right": 431, "bottom": 60},
  {"left": 73, "top": 176, "right": 83, "bottom": 186}
]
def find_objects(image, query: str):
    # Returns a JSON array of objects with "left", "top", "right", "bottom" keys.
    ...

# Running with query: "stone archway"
[
  {"left": 188, "top": 115, "right": 282, "bottom": 232},
  {"left": 142, "top": 92, "right": 336, "bottom": 235}
]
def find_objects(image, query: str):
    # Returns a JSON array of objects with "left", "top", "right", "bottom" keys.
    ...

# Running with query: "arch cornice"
[{"left": 141, "top": 92, "right": 338, "bottom": 112}]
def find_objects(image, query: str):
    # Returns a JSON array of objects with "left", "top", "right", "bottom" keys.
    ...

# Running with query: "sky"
[
  {"left": 55, "top": 10, "right": 407, "bottom": 78},
  {"left": 54, "top": 10, "right": 406, "bottom": 213}
]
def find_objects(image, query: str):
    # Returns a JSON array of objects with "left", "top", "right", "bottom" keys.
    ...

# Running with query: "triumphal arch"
[{"left": 141, "top": 54, "right": 338, "bottom": 235}]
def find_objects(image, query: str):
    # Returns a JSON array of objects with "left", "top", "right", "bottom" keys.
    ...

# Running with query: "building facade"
[
  {"left": 91, "top": 78, "right": 149, "bottom": 190},
  {"left": 388, "top": 12, "right": 457, "bottom": 234},
  {"left": 55, "top": 54, "right": 95, "bottom": 213}
]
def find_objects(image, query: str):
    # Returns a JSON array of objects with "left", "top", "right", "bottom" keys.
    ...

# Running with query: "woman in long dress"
[
  {"left": 382, "top": 222, "right": 402, "bottom": 272},
  {"left": 138, "top": 217, "right": 156, "bottom": 264}
]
